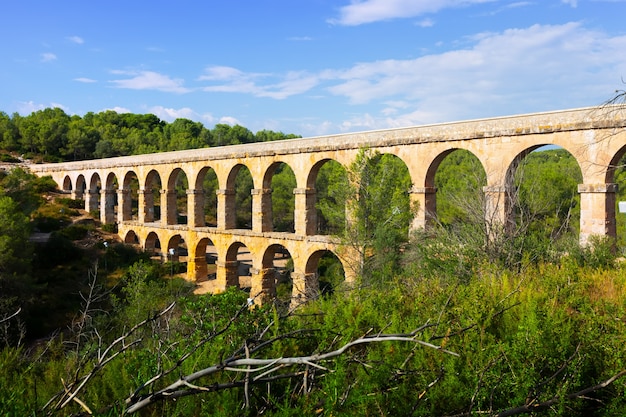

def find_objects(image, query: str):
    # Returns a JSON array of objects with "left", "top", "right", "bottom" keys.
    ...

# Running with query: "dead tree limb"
[{"left": 124, "top": 329, "right": 459, "bottom": 414}]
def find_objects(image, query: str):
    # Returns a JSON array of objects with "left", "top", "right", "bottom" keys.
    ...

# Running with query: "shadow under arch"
[
  {"left": 124, "top": 230, "right": 140, "bottom": 246},
  {"left": 144, "top": 169, "right": 162, "bottom": 223},
  {"left": 193, "top": 166, "right": 218, "bottom": 227},
  {"left": 226, "top": 164, "right": 253, "bottom": 230},
  {"left": 189, "top": 237, "right": 218, "bottom": 284},
  {"left": 224, "top": 241, "right": 252, "bottom": 289},
  {"left": 305, "top": 250, "right": 345, "bottom": 297},
  {"left": 262, "top": 161, "right": 296, "bottom": 233},
  {"left": 166, "top": 167, "right": 189, "bottom": 225},
  {"left": 308, "top": 158, "right": 348, "bottom": 236}
]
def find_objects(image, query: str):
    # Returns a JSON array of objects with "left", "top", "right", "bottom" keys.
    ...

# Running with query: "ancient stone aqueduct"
[{"left": 29, "top": 106, "right": 626, "bottom": 303}]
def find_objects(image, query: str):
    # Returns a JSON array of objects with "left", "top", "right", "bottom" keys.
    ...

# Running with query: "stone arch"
[
  {"left": 86, "top": 172, "right": 101, "bottom": 214},
  {"left": 306, "top": 158, "right": 348, "bottom": 235},
  {"left": 102, "top": 172, "right": 119, "bottom": 224},
  {"left": 123, "top": 230, "right": 140, "bottom": 245},
  {"left": 505, "top": 145, "right": 583, "bottom": 242},
  {"left": 252, "top": 243, "right": 293, "bottom": 302},
  {"left": 144, "top": 231, "right": 161, "bottom": 257},
  {"left": 262, "top": 161, "right": 297, "bottom": 232},
  {"left": 423, "top": 148, "right": 487, "bottom": 227},
  {"left": 607, "top": 145, "right": 626, "bottom": 248},
  {"left": 62, "top": 175, "right": 72, "bottom": 192},
  {"left": 305, "top": 250, "right": 345, "bottom": 296},
  {"left": 226, "top": 164, "right": 254, "bottom": 229},
  {"left": 75, "top": 174, "right": 86, "bottom": 199},
  {"left": 188, "top": 237, "right": 218, "bottom": 283},
  {"left": 120, "top": 170, "right": 139, "bottom": 221},
  {"left": 193, "top": 166, "right": 219, "bottom": 227},
  {"left": 166, "top": 234, "right": 187, "bottom": 276},
  {"left": 222, "top": 241, "right": 252, "bottom": 288},
  {"left": 144, "top": 170, "right": 162, "bottom": 223},
  {"left": 165, "top": 168, "right": 189, "bottom": 225}
]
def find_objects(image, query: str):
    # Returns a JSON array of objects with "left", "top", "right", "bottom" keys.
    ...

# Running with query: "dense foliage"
[{"left": 0, "top": 108, "right": 299, "bottom": 162}]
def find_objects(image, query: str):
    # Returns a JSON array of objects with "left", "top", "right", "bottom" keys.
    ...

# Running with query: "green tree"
[{"left": 319, "top": 149, "right": 415, "bottom": 283}]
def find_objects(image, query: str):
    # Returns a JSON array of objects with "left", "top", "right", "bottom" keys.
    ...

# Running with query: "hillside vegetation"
[{"left": 0, "top": 109, "right": 626, "bottom": 416}]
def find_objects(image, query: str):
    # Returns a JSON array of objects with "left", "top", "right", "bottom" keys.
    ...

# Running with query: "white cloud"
[
  {"left": 415, "top": 18, "right": 435, "bottom": 27},
  {"left": 105, "top": 106, "right": 132, "bottom": 114},
  {"left": 218, "top": 116, "right": 241, "bottom": 126},
  {"left": 41, "top": 52, "right": 57, "bottom": 62},
  {"left": 199, "top": 66, "right": 320, "bottom": 99},
  {"left": 329, "top": 0, "right": 496, "bottom": 26},
  {"left": 562, "top": 0, "right": 578, "bottom": 6},
  {"left": 109, "top": 71, "right": 190, "bottom": 93},
  {"left": 74, "top": 77, "right": 97, "bottom": 83},
  {"left": 148, "top": 106, "right": 198, "bottom": 122},
  {"left": 68, "top": 36, "right": 84, "bottom": 44}
]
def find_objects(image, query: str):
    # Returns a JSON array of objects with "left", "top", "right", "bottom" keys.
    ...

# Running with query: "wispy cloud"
[
  {"left": 67, "top": 36, "right": 84, "bottom": 44},
  {"left": 109, "top": 70, "right": 190, "bottom": 93},
  {"left": 74, "top": 77, "right": 97, "bottom": 83},
  {"left": 329, "top": 0, "right": 497, "bottom": 26},
  {"left": 41, "top": 52, "right": 57, "bottom": 62},
  {"left": 199, "top": 66, "right": 320, "bottom": 99}
]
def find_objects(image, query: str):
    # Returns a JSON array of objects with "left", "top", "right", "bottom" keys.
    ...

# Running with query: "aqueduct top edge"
[{"left": 28, "top": 106, "right": 626, "bottom": 173}]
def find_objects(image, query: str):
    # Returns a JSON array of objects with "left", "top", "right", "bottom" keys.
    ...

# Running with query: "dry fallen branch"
[
  {"left": 124, "top": 328, "right": 459, "bottom": 414},
  {"left": 42, "top": 302, "right": 176, "bottom": 415}
]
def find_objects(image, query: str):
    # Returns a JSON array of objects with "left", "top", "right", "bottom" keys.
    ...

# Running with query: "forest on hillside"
[
  {"left": 0, "top": 108, "right": 300, "bottom": 162},
  {"left": 1, "top": 108, "right": 626, "bottom": 416}
]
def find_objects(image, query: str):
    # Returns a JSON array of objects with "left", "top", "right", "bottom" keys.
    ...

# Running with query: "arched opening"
[
  {"left": 229, "top": 165, "right": 253, "bottom": 229},
  {"left": 312, "top": 159, "right": 348, "bottom": 235},
  {"left": 167, "top": 168, "right": 189, "bottom": 225},
  {"left": 195, "top": 166, "right": 218, "bottom": 227},
  {"left": 121, "top": 171, "right": 139, "bottom": 221},
  {"left": 75, "top": 175, "right": 86, "bottom": 201},
  {"left": 262, "top": 244, "right": 293, "bottom": 304},
  {"left": 166, "top": 235, "right": 188, "bottom": 277},
  {"left": 104, "top": 172, "right": 119, "bottom": 225},
  {"left": 87, "top": 173, "right": 101, "bottom": 216},
  {"left": 431, "top": 149, "right": 487, "bottom": 229},
  {"left": 145, "top": 170, "right": 162, "bottom": 223},
  {"left": 264, "top": 162, "right": 296, "bottom": 232},
  {"left": 191, "top": 237, "right": 218, "bottom": 288},
  {"left": 509, "top": 146, "right": 582, "bottom": 247},
  {"left": 124, "top": 230, "right": 140, "bottom": 246},
  {"left": 225, "top": 242, "right": 253, "bottom": 289},
  {"left": 62, "top": 176, "right": 72, "bottom": 193},
  {"left": 608, "top": 147, "right": 626, "bottom": 251},
  {"left": 306, "top": 250, "right": 344, "bottom": 297},
  {"left": 145, "top": 232, "right": 162, "bottom": 259}
]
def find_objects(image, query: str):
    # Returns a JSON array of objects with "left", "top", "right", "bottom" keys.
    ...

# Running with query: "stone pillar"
[
  {"left": 290, "top": 271, "right": 319, "bottom": 307},
  {"left": 100, "top": 189, "right": 116, "bottom": 224},
  {"left": 217, "top": 189, "right": 236, "bottom": 229},
  {"left": 117, "top": 189, "right": 132, "bottom": 222},
  {"left": 187, "top": 189, "right": 205, "bottom": 227},
  {"left": 71, "top": 189, "right": 84, "bottom": 201},
  {"left": 294, "top": 188, "right": 317, "bottom": 236},
  {"left": 187, "top": 256, "right": 209, "bottom": 282},
  {"left": 161, "top": 189, "right": 177, "bottom": 225},
  {"left": 215, "top": 260, "right": 239, "bottom": 292},
  {"left": 138, "top": 189, "right": 155, "bottom": 223},
  {"left": 409, "top": 186, "right": 436, "bottom": 231},
  {"left": 250, "top": 267, "right": 276, "bottom": 305},
  {"left": 578, "top": 183, "right": 617, "bottom": 245},
  {"left": 252, "top": 188, "right": 272, "bottom": 233},
  {"left": 85, "top": 189, "right": 99, "bottom": 214},
  {"left": 483, "top": 185, "right": 513, "bottom": 236}
]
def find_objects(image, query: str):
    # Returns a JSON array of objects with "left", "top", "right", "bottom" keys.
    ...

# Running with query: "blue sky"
[{"left": 1, "top": 0, "right": 626, "bottom": 136}]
